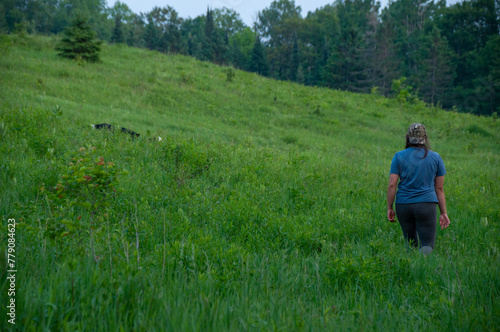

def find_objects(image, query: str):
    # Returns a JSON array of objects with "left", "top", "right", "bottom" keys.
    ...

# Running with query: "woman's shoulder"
[
  {"left": 428, "top": 150, "right": 444, "bottom": 161},
  {"left": 395, "top": 148, "right": 411, "bottom": 154},
  {"left": 392, "top": 149, "right": 406, "bottom": 159},
  {"left": 394, "top": 148, "right": 418, "bottom": 157}
]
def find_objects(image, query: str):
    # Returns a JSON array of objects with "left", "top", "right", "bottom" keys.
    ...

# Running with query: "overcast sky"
[{"left": 109, "top": 0, "right": 463, "bottom": 27}]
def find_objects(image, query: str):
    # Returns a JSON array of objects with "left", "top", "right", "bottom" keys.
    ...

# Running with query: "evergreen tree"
[
  {"left": 0, "top": 0, "right": 19, "bottom": 33},
  {"left": 469, "top": 34, "right": 500, "bottom": 114},
  {"left": 205, "top": 7, "right": 214, "bottom": 39},
  {"left": 56, "top": 15, "right": 102, "bottom": 62},
  {"left": 201, "top": 7, "right": 215, "bottom": 61},
  {"left": 211, "top": 28, "right": 229, "bottom": 64},
  {"left": 182, "top": 17, "right": 205, "bottom": 59},
  {"left": 373, "top": 7, "right": 402, "bottom": 96},
  {"left": 323, "top": 0, "right": 373, "bottom": 91},
  {"left": 301, "top": 4, "right": 339, "bottom": 86},
  {"left": 417, "top": 26, "right": 455, "bottom": 106},
  {"left": 387, "top": 0, "right": 435, "bottom": 82},
  {"left": 144, "top": 15, "right": 158, "bottom": 50},
  {"left": 187, "top": 32, "right": 196, "bottom": 56},
  {"left": 289, "top": 36, "right": 300, "bottom": 81},
  {"left": 355, "top": 4, "right": 381, "bottom": 93},
  {"left": 127, "top": 14, "right": 145, "bottom": 48},
  {"left": 111, "top": 13, "right": 124, "bottom": 44},
  {"left": 248, "top": 36, "right": 270, "bottom": 76},
  {"left": 229, "top": 37, "right": 246, "bottom": 68},
  {"left": 436, "top": 0, "right": 499, "bottom": 114}
]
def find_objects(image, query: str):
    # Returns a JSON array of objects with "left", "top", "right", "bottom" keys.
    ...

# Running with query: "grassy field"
[{"left": 0, "top": 34, "right": 499, "bottom": 331}]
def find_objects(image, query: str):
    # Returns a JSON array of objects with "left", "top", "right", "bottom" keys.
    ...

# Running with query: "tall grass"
[{"left": 0, "top": 35, "right": 499, "bottom": 331}]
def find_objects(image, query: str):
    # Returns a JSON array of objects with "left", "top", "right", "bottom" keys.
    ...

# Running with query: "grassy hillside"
[{"left": 1, "top": 35, "right": 499, "bottom": 331}]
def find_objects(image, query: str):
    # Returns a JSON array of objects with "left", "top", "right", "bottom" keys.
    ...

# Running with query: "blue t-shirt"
[{"left": 390, "top": 148, "right": 446, "bottom": 204}]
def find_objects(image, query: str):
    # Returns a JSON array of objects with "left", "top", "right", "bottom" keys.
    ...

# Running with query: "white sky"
[{"left": 109, "top": 0, "right": 463, "bottom": 27}]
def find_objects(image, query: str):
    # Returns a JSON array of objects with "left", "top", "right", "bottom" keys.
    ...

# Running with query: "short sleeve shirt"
[{"left": 390, "top": 148, "right": 446, "bottom": 204}]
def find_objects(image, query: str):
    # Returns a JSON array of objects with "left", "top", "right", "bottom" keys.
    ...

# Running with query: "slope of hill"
[{"left": 1, "top": 35, "right": 499, "bottom": 331}]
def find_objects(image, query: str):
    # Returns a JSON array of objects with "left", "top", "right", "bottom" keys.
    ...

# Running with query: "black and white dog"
[
  {"left": 91, "top": 123, "right": 140, "bottom": 139},
  {"left": 91, "top": 123, "right": 113, "bottom": 130},
  {"left": 91, "top": 123, "right": 161, "bottom": 141}
]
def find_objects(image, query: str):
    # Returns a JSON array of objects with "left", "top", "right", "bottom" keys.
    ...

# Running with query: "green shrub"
[
  {"left": 391, "top": 77, "right": 421, "bottom": 104},
  {"left": 226, "top": 67, "right": 236, "bottom": 82}
]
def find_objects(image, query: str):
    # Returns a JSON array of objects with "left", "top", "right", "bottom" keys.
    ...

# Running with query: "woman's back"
[{"left": 390, "top": 147, "right": 446, "bottom": 204}]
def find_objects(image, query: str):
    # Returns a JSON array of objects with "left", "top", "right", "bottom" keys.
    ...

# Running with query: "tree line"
[{"left": 1, "top": 0, "right": 499, "bottom": 115}]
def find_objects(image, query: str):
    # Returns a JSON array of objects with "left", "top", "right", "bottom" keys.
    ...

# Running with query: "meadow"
[{"left": 0, "top": 34, "right": 499, "bottom": 331}]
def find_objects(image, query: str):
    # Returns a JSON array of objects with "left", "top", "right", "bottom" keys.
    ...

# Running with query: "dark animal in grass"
[
  {"left": 91, "top": 123, "right": 140, "bottom": 139},
  {"left": 91, "top": 123, "right": 113, "bottom": 130},
  {"left": 119, "top": 127, "right": 140, "bottom": 138}
]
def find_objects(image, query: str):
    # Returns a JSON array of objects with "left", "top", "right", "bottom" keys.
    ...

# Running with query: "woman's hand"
[
  {"left": 435, "top": 176, "right": 449, "bottom": 230},
  {"left": 387, "top": 208, "right": 396, "bottom": 222},
  {"left": 387, "top": 174, "right": 399, "bottom": 223},
  {"left": 439, "top": 214, "right": 450, "bottom": 229}
]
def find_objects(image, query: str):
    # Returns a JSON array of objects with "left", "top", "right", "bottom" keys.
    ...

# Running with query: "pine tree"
[
  {"left": 300, "top": 4, "right": 339, "bottom": 86},
  {"left": 183, "top": 17, "right": 205, "bottom": 59},
  {"left": 356, "top": 5, "right": 380, "bottom": 93},
  {"left": 436, "top": 0, "right": 499, "bottom": 114},
  {"left": 229, "top": 38, "right": 245, "bottom": 69},
  {"left": 205, "top": 7, "right": 214, "bottom": 39},
  {"left": 111, "top": 13, "right": 124, "bottom": 44},
  {"left": 56, "top": 16, "right": 102, "bottom": 63},
  {"left": 470, "top": 34, "right": 500, "bottom": 115},
  {"left": 201, "top": 7, "right": 215, "bottom": 61},
  {"left": 248, "top": 36, "right": 270, "bottom": 76},
  {"left": 187, "top": 33, "right": 196, "bottom": 56},
  {"left": 211, "top": 29, "right": 228, "bottom": 64},
  {"left": 322, "top": 0, "right": 373, "bottom": 91},
  {"left": 373, "top": 8, "right": 401, "bottom": 96},
  {"left": 289, "top": 36, "right": 300, "bottom": 81},
  {"left": 126, "top": 14, "right": 145, "bottom": 48},
  {"left": 417, "top": 26, "right": 455, "bottom": 106},
  {"left": 144, "top": 17, "right": 158, "bottom": 50}
]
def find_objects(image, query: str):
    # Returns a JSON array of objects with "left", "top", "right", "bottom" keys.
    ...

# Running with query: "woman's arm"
[
  {"left": 387, "top": 174, "right": 399, "bottom": 222},
  {"left": 435, "top": 176, "right": 450, "bottom": 229}
]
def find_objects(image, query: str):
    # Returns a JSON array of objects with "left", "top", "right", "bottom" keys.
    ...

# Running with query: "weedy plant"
[{"left": 44, "top": 147, "right": 128, "bottom": 260}]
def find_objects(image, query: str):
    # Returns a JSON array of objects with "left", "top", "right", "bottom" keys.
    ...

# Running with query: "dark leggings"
[{"left": 395, "top": 203, "right": 437, "bottom": 249}]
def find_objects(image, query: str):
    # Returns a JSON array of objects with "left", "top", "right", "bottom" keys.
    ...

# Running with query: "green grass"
[{"left": 0, "top": 34, "right": 499, "bottom": 331}]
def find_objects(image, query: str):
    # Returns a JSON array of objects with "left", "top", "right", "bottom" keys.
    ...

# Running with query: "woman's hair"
[{"left": 405, "top": 134, "right": 431, "bottom": 158}]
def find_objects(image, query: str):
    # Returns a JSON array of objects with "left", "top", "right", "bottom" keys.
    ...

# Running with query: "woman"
[{"left": 387, "top": 123, "right": 450, "bottom": 255}]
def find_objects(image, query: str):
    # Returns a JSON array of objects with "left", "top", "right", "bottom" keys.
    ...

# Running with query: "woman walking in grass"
[{"left": 387, "top": 123, "right": 450, "bottom": 255}]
